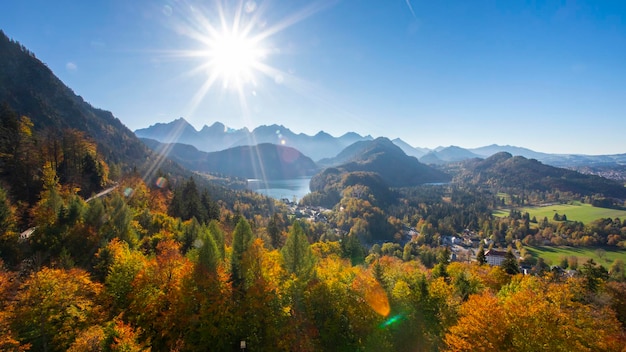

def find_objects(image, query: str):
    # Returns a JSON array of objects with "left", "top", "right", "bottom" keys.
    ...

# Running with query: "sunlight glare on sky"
[{"left": 1, "top": 0, "right": 625, "bottom": 155}]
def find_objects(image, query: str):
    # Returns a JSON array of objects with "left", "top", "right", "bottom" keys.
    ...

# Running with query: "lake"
[{"left": 247, "top": 177, "right": 312, "bottom": 201}]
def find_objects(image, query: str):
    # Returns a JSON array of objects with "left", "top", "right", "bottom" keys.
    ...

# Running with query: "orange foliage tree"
[
  {"left": 9, "top": 268, "right": 105, "bottom": 352},
  {"left": 445, "top": 276, "right": 626, "bottom": 351}
]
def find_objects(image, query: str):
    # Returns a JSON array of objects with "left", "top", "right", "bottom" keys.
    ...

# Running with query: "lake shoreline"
[{"left": 247, "top": 177, "right": 312, "bottom": 201}]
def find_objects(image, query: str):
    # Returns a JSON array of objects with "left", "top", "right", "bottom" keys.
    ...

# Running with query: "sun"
[
  {"left": 205, "top": 27, "right": 265, "bottom": 89},
  {"left": 164, "top": 0, "right": 334, "bottom": 115}
]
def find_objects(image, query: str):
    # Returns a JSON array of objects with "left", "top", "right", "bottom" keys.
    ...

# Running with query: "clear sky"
[{"left": 1, "top": 0, "right": 625, "bottom": 155}]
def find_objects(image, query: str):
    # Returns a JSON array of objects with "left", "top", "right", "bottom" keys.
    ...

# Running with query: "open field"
[
  {"left": 525, "top": 245, "right": 626, "bottom": 267},
  {"left": 494, "top": 203, "right": 626, "bottom": 224}
]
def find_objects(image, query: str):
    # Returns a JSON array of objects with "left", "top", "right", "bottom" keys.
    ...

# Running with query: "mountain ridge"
[
  {"left": 455, "top": 152, "right": 626, "bottom": 199},
  {"left": 0, "top": 30, "right": 150, "bottom": 168},
  {"left": 135, "top": 117, "right": 374, "bottom": 161},
  {"left": 311, "top": 137, "right": 451, "bottom": 190},
  {"left": 141, "top": 138, "right": 318, "bottom": 180}
]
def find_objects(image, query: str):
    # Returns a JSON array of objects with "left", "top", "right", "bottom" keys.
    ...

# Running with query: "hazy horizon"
[{"left": 136, "top": 117, "right": 626, "bottom": 156}]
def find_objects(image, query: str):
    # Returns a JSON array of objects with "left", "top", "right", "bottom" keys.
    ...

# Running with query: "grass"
[
  {"left": 494, "top": 202, "right": 626, "bottom": 224},
  {"left": 525, "top": 245, "right": 626, "bottom": 267}
]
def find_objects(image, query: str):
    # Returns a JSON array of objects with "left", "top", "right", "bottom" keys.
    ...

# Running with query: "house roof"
[{"left": 485, "top": 249, "right": 507, "bottom": 257}]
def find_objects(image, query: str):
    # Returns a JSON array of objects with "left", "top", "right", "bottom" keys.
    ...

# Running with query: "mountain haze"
[
  {"left": 142, "top": 138, "right": 318, "bottom": 180},
  {"left": 137, "top": 118, "right": 626, "bottom": 171},
  {"left": 420, "top": 146, "right": 481, "bottom": 164},
  {"left": 135, "top": 118, "right": 373, "bottom": 161},
  {"left": 392, "top": 138, "right": 430, "bottom": 159}
]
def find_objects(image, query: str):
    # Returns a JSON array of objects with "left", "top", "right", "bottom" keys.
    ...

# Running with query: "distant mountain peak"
[
  {"left": 201, "top": 121, "right": 225, "bottom": 130},
  {"left": 341, "top": 131, "right": 362, "bottom": 138},
  {"left": 314, "top": 130, "right": 333, "bottom": 138},
  {"left": 487, "top": 151, "right": 513, "bottom": 160}
]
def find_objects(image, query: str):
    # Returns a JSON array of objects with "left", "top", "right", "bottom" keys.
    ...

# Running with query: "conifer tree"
[
  {"left": 208, "top": 219, "right": 225, "bottom": 261},
  {"left": 341, "top": 233, "right": 365, "bottom": 265},
  {"left": 402, "top": 242, "right": 412, "bottom": 262},
  {"left": 476, "top": 245, "right": 486, "bottom": 265},
  {"left": 267, "top": 213, "right": 282, "bottom": 249},
  {"left": 281, "top": 221, "right": 314, "bottom": 280},
  {"left": 0, "top": 186, "right": 18, "bottom": 265},
  {"left": 197, "top": 224, "right": 219, "bottom": 275},
  {"left": 502, "top": 249, "right": 520, "bottom": 275},
  {"left": 231, "top": 217, "right": 254, "bottom": 288}
]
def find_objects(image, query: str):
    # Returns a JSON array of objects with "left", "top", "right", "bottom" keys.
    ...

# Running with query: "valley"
[
  {"left": 494, "top": 202, "right": 626, "bottom": 224},
  {"left": 1, "top": 24, "right": 626, "bottom": 352}
]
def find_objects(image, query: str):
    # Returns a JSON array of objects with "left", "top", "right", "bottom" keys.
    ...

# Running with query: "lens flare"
[
  {"left": 380, "top": 314, "right": 405, "bottom": 328},
  {"left": 155, "top": 177, "right": 168, "bottom": 188},
  {"left": 352, "top": 271, "right": 390, "bottom": 317}
]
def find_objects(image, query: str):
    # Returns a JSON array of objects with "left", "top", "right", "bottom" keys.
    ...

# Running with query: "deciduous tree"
[{"left": 10, "top": 268, "right": 105, "bottom": 352}]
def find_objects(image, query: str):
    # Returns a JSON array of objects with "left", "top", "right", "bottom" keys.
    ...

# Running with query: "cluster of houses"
[
  {"left": 281, "top": 198, "right": 330, "bottom": 223},
  {"left": 440, "top": 230, "right": 579, "bottom": 276},
  {"left": 442, "top": 230, "right": 521, "bottom": 267}
]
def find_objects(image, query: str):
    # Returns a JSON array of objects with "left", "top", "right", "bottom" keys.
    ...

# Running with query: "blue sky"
[{"left": 1, "top": 0, "right": 625, "bottom": 155}]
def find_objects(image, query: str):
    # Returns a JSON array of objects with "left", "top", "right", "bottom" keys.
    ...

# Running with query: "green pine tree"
[
  {"left": 231, "top": 217, "right": 254, "bottom": 288},
  {"left": 476, "top": 246, "right": 486, "bottom": 265},
  {"left": 502, "top": 249, "right": 520, "bottom": 275},
  {"left": 281, "top": 221, "right": 314, "bottom": 280}
]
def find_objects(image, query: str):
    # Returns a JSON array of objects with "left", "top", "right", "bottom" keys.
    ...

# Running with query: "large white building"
[{"left": 484, "top": 249, "right": 508, "bottom": 266}]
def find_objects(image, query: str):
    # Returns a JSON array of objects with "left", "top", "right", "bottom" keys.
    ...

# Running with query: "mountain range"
[
  {"left": 135, "top": 118, "right": 371, "bottom": 161},
  {"left": 135, "top": 118, "right": 626, "bottom": 169}
]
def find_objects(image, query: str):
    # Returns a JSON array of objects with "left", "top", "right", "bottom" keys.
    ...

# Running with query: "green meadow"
[
  {"left": 494, "top": 202, "right": 626, "bottom": 224},
  {"left": 525, "top": 245, "right": 626, "bottom": 267}
]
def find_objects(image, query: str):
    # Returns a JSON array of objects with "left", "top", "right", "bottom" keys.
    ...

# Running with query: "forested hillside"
[
  {"left": 0, "top": 31, "right": 149, "bottom": 168},
  {"left": 456, "top": 152, "right": 626, "bottom": 199},
  {"left": 1, "top": 173, "right": 625, "bottom": 351}
]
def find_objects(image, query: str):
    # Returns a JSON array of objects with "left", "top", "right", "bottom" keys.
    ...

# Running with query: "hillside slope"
[
  {"left": 0, "top": 30, "right": 150, "bottom": 167},
  {"left": 311, "top": 137, "right": 450, "bottom": 191},
  {"left": 456, "top": 152, "right": 626, "bottom": 198}
]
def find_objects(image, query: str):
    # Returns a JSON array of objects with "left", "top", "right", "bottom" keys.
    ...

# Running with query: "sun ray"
[{"left": 160, "top": 0, "right": 341, "bottom": 117}]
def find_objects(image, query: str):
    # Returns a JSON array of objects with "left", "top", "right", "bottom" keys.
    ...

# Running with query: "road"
[{"left": 19, "top": 184, "right": 119, "bottom": 241}]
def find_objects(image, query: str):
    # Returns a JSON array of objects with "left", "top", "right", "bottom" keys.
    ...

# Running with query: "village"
[{"left": 280, "top": 198, "right": 540, "bottom": 273}]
